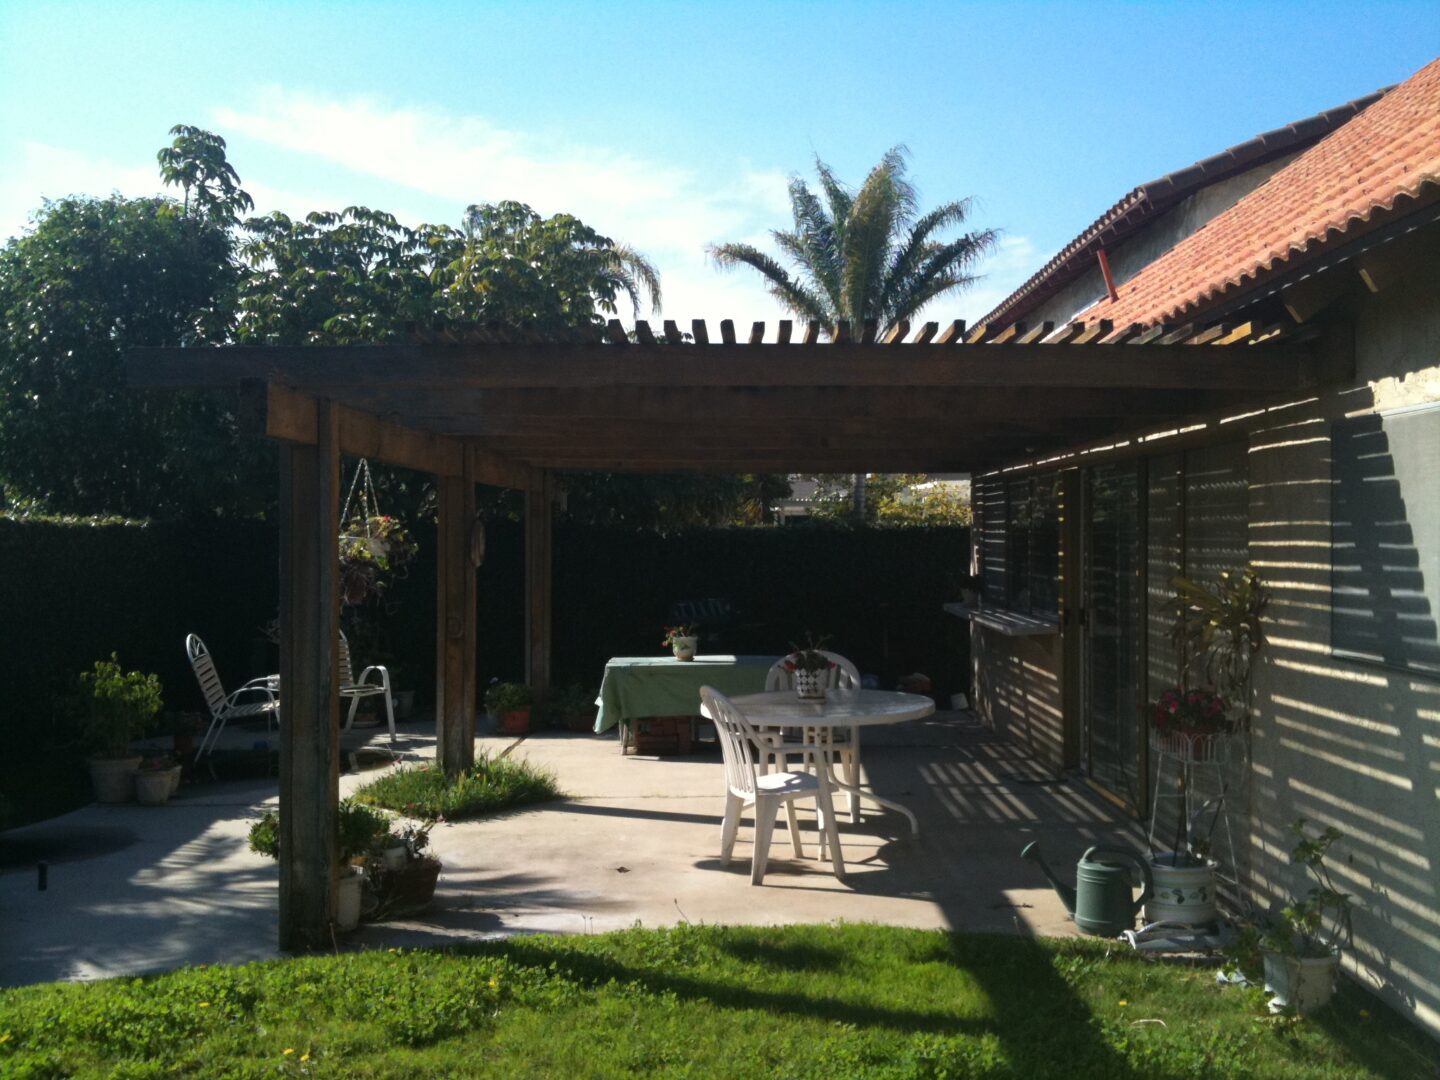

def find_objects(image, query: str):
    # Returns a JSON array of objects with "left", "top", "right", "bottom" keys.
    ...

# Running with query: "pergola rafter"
[{"left": 125, "top": 315, "right": 1322, "bottom": 951}]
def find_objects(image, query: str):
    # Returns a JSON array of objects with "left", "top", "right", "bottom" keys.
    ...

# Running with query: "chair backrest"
[
  {"left": 765, "top": 650, "right": 861, "bottom": 692},
  {"left": 337, "top": 629, "right": 356, "bottom": 684},
  {"left": 186, "top": 634, "right": 228, "bottom": 718},
  {"left": 701, "top": 686, "right": 760, "bottom": 798}
]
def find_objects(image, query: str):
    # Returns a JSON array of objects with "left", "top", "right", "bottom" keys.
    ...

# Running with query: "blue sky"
[{"left": 2, "top": 1, "right": 1436, "bottom": 322}]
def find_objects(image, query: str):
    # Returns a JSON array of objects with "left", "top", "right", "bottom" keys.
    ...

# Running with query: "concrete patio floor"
[{"left": 0, "top": 710, "right": 1141, "bottom": 987}]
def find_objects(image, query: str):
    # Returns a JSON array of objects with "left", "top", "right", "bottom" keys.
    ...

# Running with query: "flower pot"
[
  {"left": 380, "top": 857, "right": 442, "bottom": 917},
  {"left": 499, "top": 707, "right": 532, "bottom": 734},
  {"left": 565, "top": 709, "right": 596, "bottom": 733},
  {"left": 133, "top": 767, "right": 181, "bottom": 806},
  {"left": 335, "top": 866, "right": 364, "bottom": 931},
  {"left": 1145, "top": 854, "right": 1219, "bottom": 925},
  {"left": 393, "top": 690, "right": 415, "bottom": 719},
  {"left": 794, "top": 668, "right": 826, "bottom": 700},
  {"left": 1263, "top": 949, "right": 1338, "bottom": 1015},
  {"left": 168, "top": 765, "right": 183, "bottom": 797},
  {"left": 88, "top": 756, "right": 142, "bottom": 803},
  {"left": 670, "top": 636, "right": 697, "bottom": 661},
  {"left": 381, "top": 844, "right": 408, "bottom": 871}
]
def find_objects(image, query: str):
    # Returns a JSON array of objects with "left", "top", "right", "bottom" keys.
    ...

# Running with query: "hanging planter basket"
[{"left": 338, "top": 459, "right": 417, "bottom": 607}]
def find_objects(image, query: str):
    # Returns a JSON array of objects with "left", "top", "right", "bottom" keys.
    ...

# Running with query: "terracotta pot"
[
  {"left": 500, "top": 707, "right": 532, "bottom": 734},
  {"left": 89, "top": 756, "right": 142, "bottom": 803}
]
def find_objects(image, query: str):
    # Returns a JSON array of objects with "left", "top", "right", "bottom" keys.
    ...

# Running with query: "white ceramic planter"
[
  {"left": 335, "top": 867, "right": 364, "bottom": 931},
  {"left": 1145, "top": 854, "right": 1219, "bottom": 925},
  {"left": 1263, "top": 949, "right": 1338, "bottom": 1014},
  {"left": 382, "top": 844, "right": 408, "bottom": 871},
  {"left": 89, "top": 756, "right": 142, "bottom": 803},
  {"left": 794, "top": 668, "right": 826, "bottom": 700},
  {"left": 671, "top": 636, "right": 697, "bottom": 661}
]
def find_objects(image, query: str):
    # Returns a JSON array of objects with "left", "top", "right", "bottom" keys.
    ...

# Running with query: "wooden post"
[
  {"left": 525, "top": 469, "right": 554, "bottom": 699},
  {"left": 277, "top": 397, "right": 340, "bottom": 952},
  {"left": 435, "top": 461, "right": 477, "bottom": 777}
]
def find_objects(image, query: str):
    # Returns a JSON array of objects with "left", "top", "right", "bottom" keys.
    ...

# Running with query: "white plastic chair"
[
  {"left": 764, "top": 651, "right": 863, "bottom": 821},
  {"left": 339, "top": 630, "right": 396, "bottom": 744},
  {"left": 701, "top": 686, "right": 844, "bottom": 885},
  {"left": 186, "top": 633, "right": 278, "bottom": 759}
]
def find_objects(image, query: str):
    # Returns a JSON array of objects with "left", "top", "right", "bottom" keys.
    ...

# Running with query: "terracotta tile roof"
[
  {"left": 1081, "top": 57, "right": 1440, "bottom": 328},
  {"left": 979, "top": 88, "right": 1387, "bottom": 326}
]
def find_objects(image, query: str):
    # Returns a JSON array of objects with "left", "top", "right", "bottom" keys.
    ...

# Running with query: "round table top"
[{"left": 726, "top": 688, "right": 935, "bottom": 727}]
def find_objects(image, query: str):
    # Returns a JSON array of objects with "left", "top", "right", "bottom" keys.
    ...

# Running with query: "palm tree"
[{"left": 709, "top": 146, "right": 996, "bottom": 515}]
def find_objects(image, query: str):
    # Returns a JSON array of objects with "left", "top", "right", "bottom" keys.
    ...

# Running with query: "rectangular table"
[{"left": 595, "top": 655, "right": 779, "bottom": 753}]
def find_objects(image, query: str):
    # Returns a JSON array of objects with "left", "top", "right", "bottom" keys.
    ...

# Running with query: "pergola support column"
[
  {"left": 435, "top": 460, "right": 478, "bottom": 777},
  {"left": 525, "top": 469, "right": 555, "bottom": 699},
  {"left": 277, "top": 398, "right": 341, "bottom": 951}
]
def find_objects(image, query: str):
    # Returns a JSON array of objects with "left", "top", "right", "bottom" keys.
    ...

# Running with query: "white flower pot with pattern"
[
  {"left": 794, "top": 668, "right": 826, "bottom": 700},
  {"left": 1145, "top": 854, "right": 1219, "bottom": 925},
  {"left": 670, "top": 636, "right": 697, "bottom": 661}
]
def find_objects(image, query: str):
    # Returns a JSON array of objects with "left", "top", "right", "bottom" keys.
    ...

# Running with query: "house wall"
[
  {"left": 1028, "top": 156, "right": 1298, "bottom": 326},
  {"left": 1244, "top": 269, "right": 1440, "bottom": 1037},
  {"left": 972, "top": 627, "right": 1066, "bottom": 771}
]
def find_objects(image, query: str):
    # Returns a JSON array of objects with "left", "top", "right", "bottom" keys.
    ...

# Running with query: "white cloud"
[{"left": 0, "top": 142, "right": 162, "bottom": 238}]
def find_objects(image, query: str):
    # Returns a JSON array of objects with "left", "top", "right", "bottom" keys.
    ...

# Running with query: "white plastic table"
[{"left": 726, "top": 688, "right": 934, "bottom": 837}]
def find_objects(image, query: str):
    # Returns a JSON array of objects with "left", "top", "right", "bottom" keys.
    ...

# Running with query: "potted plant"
[
  {"left": 1258, "top": 820, "right": 1352, "bottom": 1015},
  {"left": 247, "top": 799, "right": 392, "bottom": 931},
  {"left": 170, "top": 711, "right": 205, "bottom": 759},
  {"left": 364, "top": 820, "right": 442, "bottom": 919},
  {"left": 662, "top": 623, "right": 699, "bottom": 661},
  {"left": 133, "top": 754, "right": 182, "bottom": 806},
  {"left": 78, "top": 655, "right": 163, "bottom": 803},
  {"left": 339, "top": 514, "right": 418, "bottom": 607},
  {"left": 485, "top": 682, "right": 534, "bottom": 734},
  {"left": 549, "top": 684, "right": 599, "bottom": 732},
  {"left": 786, "top": 635, "right": 837, "bottom": 700}
]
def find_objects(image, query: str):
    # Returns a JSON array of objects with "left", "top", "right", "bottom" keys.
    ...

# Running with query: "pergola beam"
[
  {"left": 133, "top": 339, "right": 1312, "bottom": 393},
  {"left": 240, "top": 380, "right": 529, "bottom": 488}
]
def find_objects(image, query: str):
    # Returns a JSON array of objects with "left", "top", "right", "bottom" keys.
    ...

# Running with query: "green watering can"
[{"left": 1021, "top": 842, "right": 1153, "bottom": 937}]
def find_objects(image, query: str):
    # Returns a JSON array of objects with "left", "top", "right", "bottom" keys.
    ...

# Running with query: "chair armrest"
[
  {"left": 356, "top": 664, "right": 391, "bottom": 690},
  {"left": 227, "top": 684, "right": 276, "bottom": 707}
]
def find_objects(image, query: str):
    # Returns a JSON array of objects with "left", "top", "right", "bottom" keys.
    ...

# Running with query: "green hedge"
[{"left": 1, "top": 516, "right": 969, "bottom": 802}]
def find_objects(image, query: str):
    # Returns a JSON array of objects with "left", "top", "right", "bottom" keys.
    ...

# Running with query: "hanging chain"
[{"left": 340, "top": 458, "right": 380, "bottom": 538}]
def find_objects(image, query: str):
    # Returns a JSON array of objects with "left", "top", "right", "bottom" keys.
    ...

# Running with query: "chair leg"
[
  {"left": 719, "top": 791, "right": 743, "bottom": 865},
  {"left": 814, "top": 775, "right": 845, "bottom": 881},
  {"left": 383, "top": 690, "right": 397, "bottom": 744},
  {"left": 197, "top": 713, "right": 224, "bottom": 759},
  {"left": 844, "top": 751, "right": 860, "bottom": 823},
  {"left": 344, "top": 695, "right": 360, "bottom": 732},
  {"left": 785, "top": 800, "right": 803, "bottom": 858},
  {"left": 751, "top": 796, "right": 776, "bottom": 885}
]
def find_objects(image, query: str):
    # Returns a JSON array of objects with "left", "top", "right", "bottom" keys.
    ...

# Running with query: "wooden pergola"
[{"left": 128, "top": 314, "right": 1316, "bottom": 948}]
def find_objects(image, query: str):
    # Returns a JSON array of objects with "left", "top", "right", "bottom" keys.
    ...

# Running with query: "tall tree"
[{"left": 709, "top": 147, "right": 996, "bottom": 516}]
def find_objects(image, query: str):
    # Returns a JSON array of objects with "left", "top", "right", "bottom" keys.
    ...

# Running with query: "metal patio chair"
[{"left": 186, "top": 633, "right": 278, "bottom": 759}]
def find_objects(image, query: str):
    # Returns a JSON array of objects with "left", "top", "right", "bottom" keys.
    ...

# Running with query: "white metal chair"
[
  {"left": 764, "top": 651, "right": 863, "bottom": 821},
  {"left": 339, "top": 630, "right": 396, "bottom": 744},
  {"left": 700, "top": 686, "right": 844, "bottom": 885},
  {"left": 186, "top": 633, "right": 278, "bottom": 759}
]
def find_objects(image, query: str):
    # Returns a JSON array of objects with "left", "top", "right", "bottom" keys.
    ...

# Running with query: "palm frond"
[
  {"left": 707, "top": 243, "right": 832, "bottom": 324},
  {"left": 786, "top": 180, "right": 843, "bottom": 311},
  {"left": 610, "top": 243, "right": 662, "bottom": 315},
  {"left": 840, "top": 156, "right": 909, "bottom": 321}
]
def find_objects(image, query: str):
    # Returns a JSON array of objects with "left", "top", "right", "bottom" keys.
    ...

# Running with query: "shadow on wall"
[{"left": 1248, "top": 386, "right": 1440, "bottom": 1036}]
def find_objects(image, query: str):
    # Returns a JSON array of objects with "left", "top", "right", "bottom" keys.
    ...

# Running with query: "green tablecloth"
[{"left": 594, "top": 655, "right": 779, "bottom": 733}]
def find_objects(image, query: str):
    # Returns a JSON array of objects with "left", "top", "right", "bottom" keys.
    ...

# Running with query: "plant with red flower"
[{"left": 1149, "top": 686, "right": 1232, "bottom": 737}]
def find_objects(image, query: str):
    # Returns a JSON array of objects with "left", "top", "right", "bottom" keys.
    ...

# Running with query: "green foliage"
[
  {"left": 709, "top": 146, "right": 996, "bottom": 332},
  {"left": 0, "top": 926, "right": 1427, "bottom": 1078},
  {"left": 1261, "top": 819, "right": 1353, "bottom": 960},
  {"left": 352, "top": 754, "right": 559, "bottom": 822},
  {"left": 805, "top": 473, "right": 973, "bottom": 525},
  {"left": 1171, "top": 567, "right": 1271, "bottom": 711},
  {"left": 156, "top": 125, "right": 254, "bottom": 227},
  {"left": 484, "top": 681, "right": 534, "bottom": 713},
  {"left": 0, "top": 192, "right": 270, "bottom": 518},
  {"left": 246, "top": 799, "right": 394, "bottom": 864},
  {"left": 77, "top": 655, "right": 163, "bottom": 759}
]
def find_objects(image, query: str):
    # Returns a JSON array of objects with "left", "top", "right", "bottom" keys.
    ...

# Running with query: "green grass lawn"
[
  {"left": 1, "top": 924, "right": 1434, "bottom": 1079},
  {"left": 350, "top": 752, "right": 561, "bottom": 821}
]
